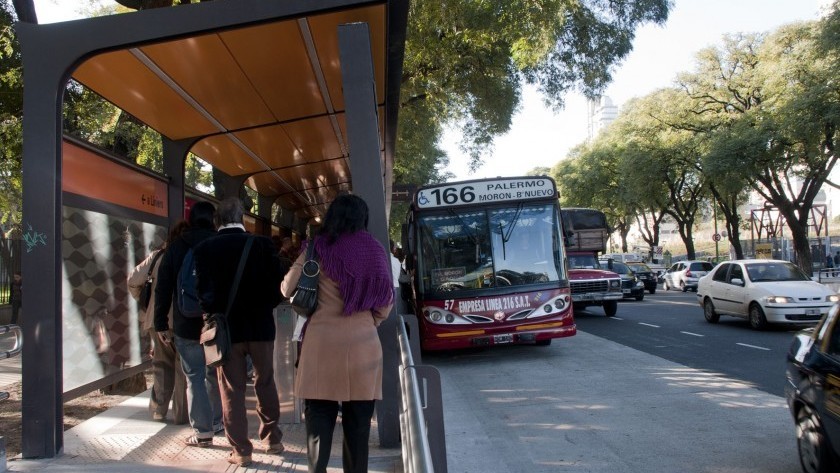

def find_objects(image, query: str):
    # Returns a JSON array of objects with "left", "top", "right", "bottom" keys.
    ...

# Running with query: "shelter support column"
[
  {"left": 162, "top": 138, "right": 190, "bottom": 228},
  {"left": 17, "top": 24, "right": 73, "bottom": 459},
  {"left": 338, "top": 22, "right": 399, "bottom": 448}
]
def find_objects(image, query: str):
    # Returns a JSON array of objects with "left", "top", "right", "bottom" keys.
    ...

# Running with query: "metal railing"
[
  {"left": 397, "top": 315, "right": 447, "bottom": 473},
  {"left": 0, "top": 324, "right": 22, "bottom": 402}
]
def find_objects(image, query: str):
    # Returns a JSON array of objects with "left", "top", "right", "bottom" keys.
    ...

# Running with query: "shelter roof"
[{"left": 67, "top": 0, "right": 406, "bottom": 219}]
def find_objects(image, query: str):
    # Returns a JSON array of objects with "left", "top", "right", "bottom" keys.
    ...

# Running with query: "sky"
[{"left": 31, "top": 0, "right": 833, "bottom": 181}]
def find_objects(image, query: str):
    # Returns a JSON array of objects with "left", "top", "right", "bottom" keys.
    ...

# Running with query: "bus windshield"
[{"left": 416, "top": 203, "right": 563, "bottom": 293}]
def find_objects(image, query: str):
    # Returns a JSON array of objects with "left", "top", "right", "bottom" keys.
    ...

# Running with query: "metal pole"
[{"left": 713, "top": 203, "right": 719, "bottom": 260}]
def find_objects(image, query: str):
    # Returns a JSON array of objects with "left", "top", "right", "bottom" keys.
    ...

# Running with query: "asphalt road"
[
  {"left": 425, "top": 287, "right": 805, "bottom": 473},
  {"left": 574, "top": 287, "right": 802, "bottom": 396}
]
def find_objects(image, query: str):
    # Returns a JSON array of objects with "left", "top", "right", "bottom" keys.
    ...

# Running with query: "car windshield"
[
  {"left": 689, "top": 262, "right": 714, "bottom": 272},
  {"left": 628, "top": 263, "right": 651, "bottom": 272},
  {"left": 612, "top": 262, "right": 631, "bottom": 275},
  {"left": 569, "top": 254, "right": 600, "bottom": 269},
  {"left": 745, "top": 262, "right": 810, "bottom": 282}
]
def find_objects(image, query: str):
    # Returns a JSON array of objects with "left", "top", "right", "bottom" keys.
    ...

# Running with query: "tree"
[
  {"left": 398, "top": 0, "right": 671, "bottom": 174},
  {"left": 609, "top": 91, "right": 708, "bottom": 260},
  {"left": 0, "top": 0, "right": 22, "bottom": 236},
  {"left": 681, "top": 17, "right": 840, "bottom": 271}
]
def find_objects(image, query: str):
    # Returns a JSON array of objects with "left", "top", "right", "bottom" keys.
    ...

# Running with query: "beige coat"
[
  {"left": 281, "top": 252, "right": 392, "bottom": 401},
  {"left": 127, "top": 250, "right": 172, "bottom": 332}
]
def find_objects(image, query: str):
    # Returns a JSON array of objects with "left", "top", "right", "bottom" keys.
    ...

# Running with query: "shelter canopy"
[{"left": 70, "top": 1, "right": 402, "bottom": 219}]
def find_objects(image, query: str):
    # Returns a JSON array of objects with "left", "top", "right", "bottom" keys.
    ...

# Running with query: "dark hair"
[
  {"left": 166, "top": 220, "right": 190, "bottom": 246},
  {"left": 216, "top": 197, "right": 244, "bottom": 226},
  {"left": 189, "top": 201, "right": 216, "bottom": 229},
  {"left": 319, "top": 194, "right": 369, "bottom": 243}
]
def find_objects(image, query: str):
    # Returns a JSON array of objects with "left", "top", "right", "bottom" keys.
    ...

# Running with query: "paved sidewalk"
[{"left": 4, "top": 388, "right": 402, "bottom": 473}]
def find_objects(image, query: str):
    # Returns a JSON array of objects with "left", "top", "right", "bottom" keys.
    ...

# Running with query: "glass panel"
[
  {"left": 417, "top": 210, "right": 491, "bottom": 292},
  {"left": 488, "top": 204, "right": 561, "bottom": 287},
  {"left": 416, "top": 204, "right": 562, "bottom": 293}
]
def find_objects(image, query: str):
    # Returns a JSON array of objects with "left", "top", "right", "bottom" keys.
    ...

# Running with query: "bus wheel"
[
  {"left": 603, "top": 301, "right": 618, "bottom": 317},
  {"left": 535, "top": 339, "right": 552, "bottom": 346}
]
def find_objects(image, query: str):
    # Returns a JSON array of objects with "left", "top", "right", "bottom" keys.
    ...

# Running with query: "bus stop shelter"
[{"left": 16, "top": 0, "right": 409, "bottom": 458}]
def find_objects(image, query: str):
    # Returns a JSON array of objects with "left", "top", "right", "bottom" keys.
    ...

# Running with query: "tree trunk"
[{"left": 789, "top": 222, "right": 813, "bottom": 274}]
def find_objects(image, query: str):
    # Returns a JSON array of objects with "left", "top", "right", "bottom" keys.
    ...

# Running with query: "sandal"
[
  {"left": 184, "top": 435, "right": 212, "bottom": 448},
  {"left": 227, "top": 451, "right": 252, "bottom": 467}
]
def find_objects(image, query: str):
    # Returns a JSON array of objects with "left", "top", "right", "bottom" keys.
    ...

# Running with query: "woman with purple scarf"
[{"left": 281, "top": 194, "right": 394, "bottom": 473}]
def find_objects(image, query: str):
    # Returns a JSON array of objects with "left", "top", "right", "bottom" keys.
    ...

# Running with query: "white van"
[{"left": 601, "top": 253, "right": 643, "bottom": 263}]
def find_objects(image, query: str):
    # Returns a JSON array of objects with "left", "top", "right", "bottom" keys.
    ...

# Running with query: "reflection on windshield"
[
  {"left": 568, "top": 254, "right": 599, "bottom": 269},
  {"left": 417, "top": 204, "right": 563, "bottom": 293},
  {"left": 745, "top": 262, "right": 810, "bottom": 282}
]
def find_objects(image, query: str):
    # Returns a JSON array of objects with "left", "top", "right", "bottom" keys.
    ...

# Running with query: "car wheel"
[
  {"left": 635, "top": 292, "right": 644, "bottom": 301},
  {"left": 796, "top": 405, "right": 838, "bottom": 473},
  {"left": 663, "top": 280, "right": 670, "bottom": 291},
  {"left": 648, "top": 287, "right": 656, "bottom": 295},
  {"left": 749, "top": 303, "right": 768, "bottom": 330},
  {"left": 603, "top": 301, "right": 618, "bottom": 317},
  {"left": 680, "top": 281, "right": 687, "bottom": 292},
  {"left": 703, "top": 298, "right": 720, "bottom": 323},
  {"left": 535, "top": 339, "right": 552, "bottom": 346}
]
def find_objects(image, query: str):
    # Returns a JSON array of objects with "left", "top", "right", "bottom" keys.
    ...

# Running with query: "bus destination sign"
[{"left": 415, "top": 177, "right": 556, "bottom": 209}]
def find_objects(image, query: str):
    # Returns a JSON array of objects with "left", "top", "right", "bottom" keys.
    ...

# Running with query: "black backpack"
[{"left": 177, "top": 246, "right": 203, "bottom": 318}]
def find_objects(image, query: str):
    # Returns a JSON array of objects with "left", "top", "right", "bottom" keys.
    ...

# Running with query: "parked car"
[
  {"left": 626, "top": 261, "right": 657, "bottom": 294},
  {"left": 697, "top": 259, "right": 840, "bottom": 330},
  {"left": 603, "top": 260, "right": 645, "bottom": 301},
  {"left": 785, "top": 303, "right": 840, "bottom": 473},
  {"left": 662, "top": 260, "right": 714, "bottom": 292}
]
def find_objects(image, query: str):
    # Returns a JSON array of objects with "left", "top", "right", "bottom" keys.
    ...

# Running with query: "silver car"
[{"left": 662, "top": 260, "right": 714, "bottom": 292}]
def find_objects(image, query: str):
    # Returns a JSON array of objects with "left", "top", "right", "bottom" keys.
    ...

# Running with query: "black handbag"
[
  {"left": 201, "top": 236, "right": 253, "bottom": 368},
  {"left": 290, "top": 239, "right": 320, "bottom": 316},
  {"left": 139, "top": 250, "right": 164, "bottom": 312}
]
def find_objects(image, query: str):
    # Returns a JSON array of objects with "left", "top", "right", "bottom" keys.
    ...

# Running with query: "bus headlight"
[{"left": 423, "top": 306, "right": 471, "bottom": 325}]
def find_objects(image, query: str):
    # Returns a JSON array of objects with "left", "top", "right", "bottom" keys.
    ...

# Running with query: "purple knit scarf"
[{"left": 310, "top": 230, "right": 394, "bottom": 315}]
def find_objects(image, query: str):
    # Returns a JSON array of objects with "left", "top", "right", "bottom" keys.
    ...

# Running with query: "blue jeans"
[{"left": 174, "top": 335, "right": 222, "bottom": 437}]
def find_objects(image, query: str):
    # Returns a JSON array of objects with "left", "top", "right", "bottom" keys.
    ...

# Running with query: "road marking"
[
  {"left": 644, "top": 300, "right": 699, "bottom": 307},
  {"left": 639, "top": 322, "right": 660, "bottom": 328},
  {"left": 610, "top": 317, "right": 624, "bottom": 320},
  {"left": 736, "top": 342, "right": 771, "bottom": 351},
  {"left": 681, "top": 331, "right": 704, "bottom": 337}
]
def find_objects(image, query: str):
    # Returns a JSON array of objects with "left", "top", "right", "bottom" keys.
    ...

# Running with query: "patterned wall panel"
[{"left": 62, "top": 206, "right": 165, "bottom": 392}]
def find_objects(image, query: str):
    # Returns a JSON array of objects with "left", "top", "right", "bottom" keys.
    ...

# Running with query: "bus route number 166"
[{"left": 420, "top": 185, "right": 475, "bottom": 208}]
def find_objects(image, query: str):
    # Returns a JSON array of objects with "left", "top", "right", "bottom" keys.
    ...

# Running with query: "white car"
[
  {"left": 662, "top": 260, "right": 714, "bottom": 292},
  {"left": 696, "top": 259, "right": 840, "bottom": 329}
]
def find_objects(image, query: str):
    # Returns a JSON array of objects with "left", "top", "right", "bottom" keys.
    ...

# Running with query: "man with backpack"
[
  {"left": 154, "top": 200, "right": 222, "bottom": 448},
  {"left": 193, "top": 197, "right": 289, "bottom": 467}
]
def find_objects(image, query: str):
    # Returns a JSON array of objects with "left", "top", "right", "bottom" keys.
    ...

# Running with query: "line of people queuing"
[{"left": 128, "top": 194, "right": 394, "bottom": 471}]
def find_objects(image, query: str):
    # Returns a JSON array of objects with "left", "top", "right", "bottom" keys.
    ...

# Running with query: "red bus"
[{"left": 401, "top": 176, "right": 576, "bottom": 351}]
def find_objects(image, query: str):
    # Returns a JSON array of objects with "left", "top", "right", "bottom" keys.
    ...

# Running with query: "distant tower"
[{"left": 587, "top": 96, "right": 619, "bottom": 141}]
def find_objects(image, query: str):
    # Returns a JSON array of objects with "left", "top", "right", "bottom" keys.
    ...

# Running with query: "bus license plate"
[{"left": 494, "top": 334, "right": 513, "bottom": 344}]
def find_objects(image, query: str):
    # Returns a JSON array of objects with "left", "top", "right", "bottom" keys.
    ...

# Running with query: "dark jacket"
[
  {"left": 153, "top": 226, "right": 217, "bottom": 339},
  {"left": 193, "top": 227, "right": 288, "bottom": 344}
]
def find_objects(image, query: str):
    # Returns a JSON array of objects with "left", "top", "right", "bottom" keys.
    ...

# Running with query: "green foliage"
[
  {"left": 398, "top": 0, "right": 671, "bottom": 173},
  {"left": 0, "top": 0, "right": 21, "bottom": 235},
  {"left": 551, "top": 5, "right": 840, "bottom": 269}
]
